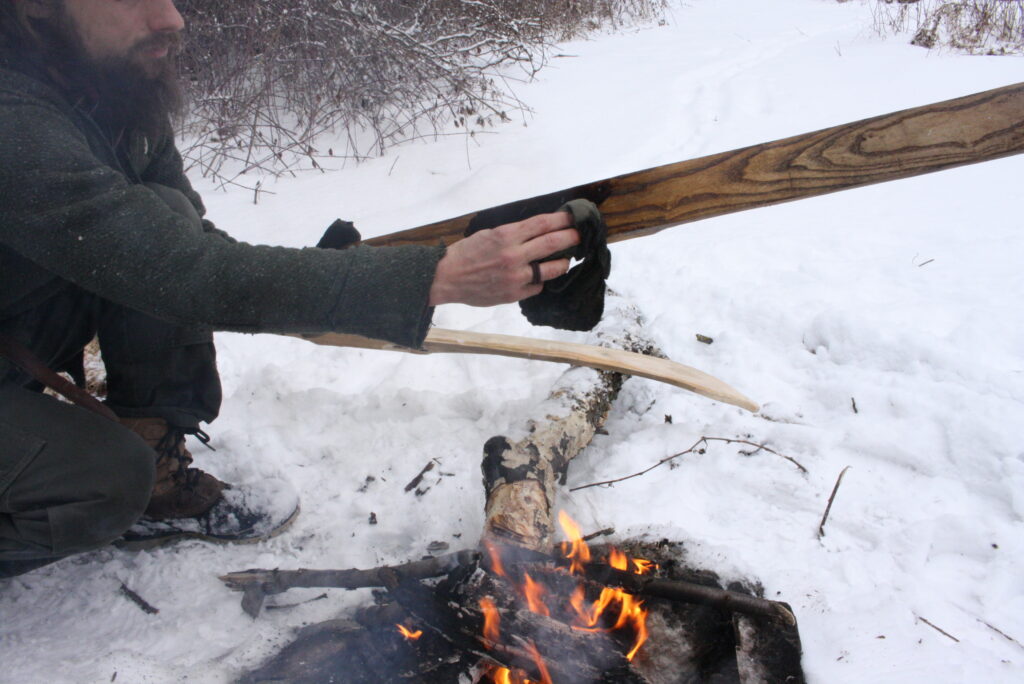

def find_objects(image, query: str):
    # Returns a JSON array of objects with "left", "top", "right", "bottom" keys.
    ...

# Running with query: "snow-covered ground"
[{"left": 2, "top": 1, "right": 1022, "bottom": 682}]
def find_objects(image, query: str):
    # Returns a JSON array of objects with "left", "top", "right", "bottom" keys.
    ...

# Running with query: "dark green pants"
[
  {"left": 0, "top": 183, "right": 222, "bottom": 578},
  {"left": 0, "top": 289, "right": 222, "bottom": 578}
]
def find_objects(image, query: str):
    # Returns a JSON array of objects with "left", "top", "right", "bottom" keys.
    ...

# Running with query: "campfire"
[
  {"left": 226, "top": 522, "right": 801, "bottom": 683},
  {"left": 469, "top": 513, "right": 656, "bottom": 683},
  {"left": 225, "top": 294, "right": 804, "bottom": 683}
]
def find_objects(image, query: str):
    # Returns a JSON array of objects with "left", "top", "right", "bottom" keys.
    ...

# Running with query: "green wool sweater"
[{"left": 0, "top": 65, "right": 443, "bottom": 346}]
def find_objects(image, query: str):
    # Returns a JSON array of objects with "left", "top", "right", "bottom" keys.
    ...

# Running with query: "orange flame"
[
  {"left": 625, "top": 604, "right": 649, "bottom": 661},
  {"left": 609, "top": 548, "right": 629, "bottom": 571},
  {"left": 395, "top": 624, "right": 423, "bottom": 640},
  {"left": 524, "top": 641, "right": 554, "bottom": 684},
  {"left": 523, "top": 573, "right": 551, "bottom": 617},
  {"left": 570, "top": 586, "right": 618, "bottom": 629},
  {"left": 609, "top": 547, "right": 657, "bottom": 575},
  {"left": 489, "top": 666, "right": 541, "bottom": 684},
  {"left": 492, "top": 668, "right": 513, "bottom": 684},
  {"left": 569, "top": 587, "right": 649, "bottom": 661},
  {"left": 484, "top": 539, "right": 507, "bottom": 578},
  {"left": 633, "top": 558, "right": 657, "bottom": 575},
  {"left": 480, "top": 597, "right": 501, "bottom": 646},
  {"left": 558, "top": 510, "right": 591, "bottom": 574}
]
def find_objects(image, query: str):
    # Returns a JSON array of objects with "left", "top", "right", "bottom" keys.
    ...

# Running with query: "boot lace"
[{"left": 154, "top": 427, "right": 214, "bottom": 490}]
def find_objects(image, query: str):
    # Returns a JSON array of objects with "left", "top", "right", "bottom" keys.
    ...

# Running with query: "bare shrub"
[
  {"left": 865, "top": 0, "right": 1023, "bottom": 54},
  {"left": 175, "top": 1, "right": 666, "bottom": 183}
]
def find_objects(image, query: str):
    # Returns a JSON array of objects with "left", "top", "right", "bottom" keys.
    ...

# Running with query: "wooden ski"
[
  {"left": 362, "top": 82, "right": 1024, "bottom": 248},
  {"left": 293, "top": 328, "right": 759, "bottom": 412}
]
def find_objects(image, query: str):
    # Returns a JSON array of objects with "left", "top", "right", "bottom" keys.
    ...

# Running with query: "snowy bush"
[
  {"left": 175, "top": 0, "right": 667, "bottom": 181},
  {"left": 860, "top": 0, "right": 1023, "bottom": 54}
]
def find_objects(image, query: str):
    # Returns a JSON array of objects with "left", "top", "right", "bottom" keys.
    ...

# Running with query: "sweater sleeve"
[
  {"left": 0, "top": 94, "right": 443, "bottom": 346},
  {"left": 139, "top": 131, "right": 237, "bottom": 244}
]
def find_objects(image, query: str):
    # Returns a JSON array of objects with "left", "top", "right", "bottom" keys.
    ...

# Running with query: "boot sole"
[{"left": 113, "top": 503, "right": 301, "bottom": 552}]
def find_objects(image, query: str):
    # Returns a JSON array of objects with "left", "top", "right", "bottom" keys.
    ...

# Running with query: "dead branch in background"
[
  {"left": 571, "top": 436, "right": 808, "bottom": 492},
  {"left": 174, "top": 0, "right": 667, "bottom": 182}
]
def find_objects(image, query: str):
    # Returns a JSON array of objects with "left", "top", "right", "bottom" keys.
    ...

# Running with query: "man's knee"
[
  {"left": 1, "top": 384, "right": 157, "bottom": 556},
  {"left": 88, "top": 431, "right": 155, "bottom": 541},
  {"left": 53, "top": 429, "right": 156, "bottom": 551}
]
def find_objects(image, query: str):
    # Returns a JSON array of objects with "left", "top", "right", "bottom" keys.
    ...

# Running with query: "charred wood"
[
  {"left": 220, "top": 549, "right": 479, "bottom": 617},
  {"left": 582, "top": 564, "right": 797, "bottom": 626},
  {"left": 733, "top": 612, "right": 805, "bottom": 684}
]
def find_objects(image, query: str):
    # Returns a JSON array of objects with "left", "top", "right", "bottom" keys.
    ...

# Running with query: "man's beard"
[{"left": 42, "top": 11, "right": 185, "bottom": 142}]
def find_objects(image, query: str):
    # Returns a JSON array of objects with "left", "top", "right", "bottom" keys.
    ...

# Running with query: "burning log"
[
  {"left": 481, "top": 290, "right": 661, "bottom": 553},
  {"left": 386, "top": 570, "right": 649, "bottom": 684},
  {"left": 581, "top": 563, "right": 796, "bottom": 626}
]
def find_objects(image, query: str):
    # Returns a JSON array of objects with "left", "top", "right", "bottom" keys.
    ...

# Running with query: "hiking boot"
[
  {"left": 118, "top": 417, "right": 226, "bottom": 519},
  {"left": 116, "top": 478, "right": 301, "bottom": 550},
  {"left": 115, "top": 417, "right": 300, "bottom": 549}
]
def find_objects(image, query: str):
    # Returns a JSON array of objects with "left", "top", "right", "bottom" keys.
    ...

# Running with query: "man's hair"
[
  {"left": 1, "top": 0, "right": 184, "bottom": 140},
  {"left": 0, "top": 1, "right": 46, "bottom": 61},
  {"left": 0, "top": 1, "right": 72, "bottom": 81}
]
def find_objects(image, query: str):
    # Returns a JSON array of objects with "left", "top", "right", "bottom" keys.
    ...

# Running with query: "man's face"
[{"left": 61, "top": 0, "right": 184, "bottom": 78}]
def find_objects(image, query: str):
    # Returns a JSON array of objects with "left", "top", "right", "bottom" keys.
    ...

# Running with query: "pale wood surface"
[{"left": 292, "top": 327, "right": 758, "bottom": 412}]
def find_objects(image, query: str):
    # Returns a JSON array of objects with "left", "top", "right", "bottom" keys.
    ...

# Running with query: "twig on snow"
[
  {"left": 118, "top": 582, "right": 159, "bottom": 615},
  {"left": 976, "top": 618, "right": 1024, "bottom": 650},
  {"left": 404, "top": 460, "right": 436, "bottom": 492},
  {"left": 916, "top": 615, "right": 960, "bottom": 643},
  {"left": 571, "top": 436, "right": 808, "bottom": 492},
  {"left": 818, "top": 466, "right": 851, "bottom": 538}
]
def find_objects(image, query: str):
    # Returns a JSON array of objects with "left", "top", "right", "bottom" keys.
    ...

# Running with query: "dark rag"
[
  {"left": 518, "top": 199, "right": 611, "bottom": 331},
  {"left": 316, "top": 219, "right": 362, "bottom": 250}
]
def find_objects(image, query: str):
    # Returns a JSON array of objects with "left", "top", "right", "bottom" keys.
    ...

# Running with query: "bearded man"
[{"left": 0, "top": 0, "right": 580, "bottom": 578}]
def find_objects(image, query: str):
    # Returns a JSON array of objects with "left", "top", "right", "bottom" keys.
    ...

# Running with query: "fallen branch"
[
  {"left": 118, "top": 582, "right": 158, "bottom": 615},
  {"left": 220, "top": 550, "right": 480, "bottom": 617},
  {"left": 818, "top": 466, "right": 851, "bottom": 539},
  {"left": 582, "top": 527, "right": 616, "bottom": 543},
  {"left": 975, "top": 617, "right": 1023, "bottom": 650},
  {"left": 571, "top": 436, "right": 808, "bottom": 492},
  {"left": 405, "top": 460, "right": 437, "bottom": 492},
  {"left": 916, "top": 615, "right": 960, "bottom": 643}
]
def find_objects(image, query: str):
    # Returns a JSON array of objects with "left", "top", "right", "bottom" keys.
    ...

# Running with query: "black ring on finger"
[{"left": 530, "top": 261, "right": 542, "bottom": 286}]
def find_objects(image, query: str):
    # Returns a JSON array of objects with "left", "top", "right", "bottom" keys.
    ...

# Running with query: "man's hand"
[{"left": 428, "top": 212, "right": 579, "bottom": 307}]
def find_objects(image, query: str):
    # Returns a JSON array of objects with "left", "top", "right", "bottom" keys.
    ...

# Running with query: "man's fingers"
[
  {"left": 524, "top": 258, "right": 570, "bottom": 286},
  {"left": 522, "top": 227, "right": 579, "bottom": 264},
  {"left": 506, "top": 211, "right": 575, "bottom": 243}
]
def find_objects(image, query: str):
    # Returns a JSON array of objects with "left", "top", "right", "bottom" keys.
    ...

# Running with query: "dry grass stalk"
[{"left": 864, "top": 0, "right": 1023, "bottom": 54}]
